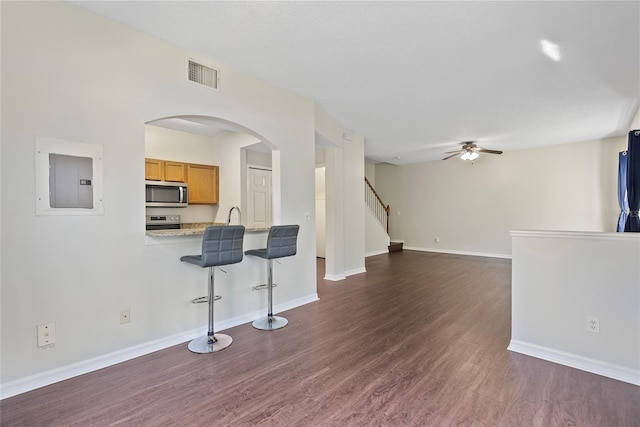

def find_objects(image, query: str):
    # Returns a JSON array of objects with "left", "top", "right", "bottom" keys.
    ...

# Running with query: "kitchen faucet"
[{"left": 227, "top": 206, "right": 241, "bottom": 225}]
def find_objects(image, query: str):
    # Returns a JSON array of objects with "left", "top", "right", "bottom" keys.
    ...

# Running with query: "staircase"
[
  {"left": 365, "top": 178, "right": 402, "bottom": 253},
  {"left": 388, "top": 241, "right": 404, "bottom": 252}
]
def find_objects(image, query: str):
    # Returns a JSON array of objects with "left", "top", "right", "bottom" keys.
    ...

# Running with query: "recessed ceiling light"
[
  {"left": 540, "top": 39, "right": 561, "bottom": 62},
  {"left": 393, "top": 156, "right": 401, "bottom": 160}
]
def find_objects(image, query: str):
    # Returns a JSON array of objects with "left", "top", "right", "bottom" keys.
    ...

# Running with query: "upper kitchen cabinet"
[
  {"left": 187, "top": 163, "right": 219, "bottom": 204},
  {"left": 145, "top": 158, "right": 186, "bottom": 182},
  {"left": 163, "top": 161, "right": 186, "bottom": 182},
  {"left": 145, "top": 158, "right": 219, "bottom": 205},
  {"left": 145, "top": 158, "right": 164, "bottom": 181}
]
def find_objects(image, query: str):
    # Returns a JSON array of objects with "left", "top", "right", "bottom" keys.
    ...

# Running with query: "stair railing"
[{"left": 365, "top": 177, "right": 390, "bottom": 234}]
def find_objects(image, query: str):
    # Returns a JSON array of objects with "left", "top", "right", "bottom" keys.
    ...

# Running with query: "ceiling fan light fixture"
[{"left": 443, "top": 141, "right": 501, "bottom": 161}]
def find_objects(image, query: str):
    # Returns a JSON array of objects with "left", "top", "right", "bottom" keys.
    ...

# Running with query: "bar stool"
[
  {"left": 245, "top": 225, "right": 299, "bottom": 330},
  {"left": 180, "top": 225, "right": 245, "bottom": 353}
]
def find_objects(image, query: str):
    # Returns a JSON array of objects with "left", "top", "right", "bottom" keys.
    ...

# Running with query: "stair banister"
[{"left": 364, "top": 177, "right": 390, "bottom": 234}]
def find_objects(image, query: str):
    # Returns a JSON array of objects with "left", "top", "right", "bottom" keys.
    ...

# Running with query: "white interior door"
[{"left": 247, "top": 167, "right": 272, "bottom": 228}]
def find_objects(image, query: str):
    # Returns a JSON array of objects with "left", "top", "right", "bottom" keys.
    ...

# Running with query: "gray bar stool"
[
  {"left": 245, "top": 225, "right": 299, "bottom": 330},
  {"left": 180, "top": 225, "right": 245, "bottom": 353}
]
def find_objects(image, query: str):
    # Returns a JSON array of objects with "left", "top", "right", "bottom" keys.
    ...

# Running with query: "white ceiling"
[{"left": 73, "top": 1, "right": 639, "bottom": 165}]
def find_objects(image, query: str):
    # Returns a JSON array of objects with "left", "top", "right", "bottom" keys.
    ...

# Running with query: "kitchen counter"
[{"left": 146, "top": 222, "right": 270, "bottom": 237}]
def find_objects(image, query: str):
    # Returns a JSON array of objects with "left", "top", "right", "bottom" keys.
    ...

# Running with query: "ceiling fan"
[{"left": 442, "top": 141, "right": 503, "bottom": 161}]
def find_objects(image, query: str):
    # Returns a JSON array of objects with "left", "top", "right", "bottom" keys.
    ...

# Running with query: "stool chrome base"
[
  {"left": 188, "top": 334, "right": 232, "bottom": 353},
  {"left": 252, "top": 315, "right": 288, "bottom": 331}
]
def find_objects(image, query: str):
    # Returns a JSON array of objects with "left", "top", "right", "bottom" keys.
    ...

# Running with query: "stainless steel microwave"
[{"left": 145, "top": 181, "right": 188, "bottom": 207}]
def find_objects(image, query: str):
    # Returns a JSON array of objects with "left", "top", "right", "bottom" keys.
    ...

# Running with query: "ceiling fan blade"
[
  {"left": 442, "top": 152, "right": 462, "bottom": 160},
  {"left": 444, "top": 149, "right": 465, "bottom": 154},
  {"left": 477, "top": 148, "right": 503, "bottom": 155}
]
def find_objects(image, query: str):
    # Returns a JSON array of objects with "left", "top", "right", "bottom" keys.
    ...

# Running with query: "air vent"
[{"left": 187, "top": 58, "right": 219, "bottom": 90}]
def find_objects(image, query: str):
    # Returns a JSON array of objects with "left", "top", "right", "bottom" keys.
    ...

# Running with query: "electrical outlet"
[
  {"left": 37, "top": 322, "right": 56, "bottom": 347},
  {"left": 587, "top": 316, "right": 600, "bottom": 334},
  {"left": 120, "top": 308, "right": 131, "bottom": 324}
]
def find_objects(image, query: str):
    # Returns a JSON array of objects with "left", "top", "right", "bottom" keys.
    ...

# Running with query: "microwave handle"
[{"left": 179, "top": 186, "right": 185, "bottom": 203}]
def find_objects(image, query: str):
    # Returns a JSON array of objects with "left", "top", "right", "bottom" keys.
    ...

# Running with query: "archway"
[{"left": 144, "top": 115, "right": 275, "bottom": 229}]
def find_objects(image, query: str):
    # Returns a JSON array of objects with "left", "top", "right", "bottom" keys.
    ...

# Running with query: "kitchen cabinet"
[
  {"left": 145, "top": 158, "right": 186, "bottom": 182},
  {"left": 145, "top": 158, "right": 219, "bottom": 204},
  {"left": 163, "top": 161, "right": 186, "bottom": 182},
  {"left": 145, "top": 158, "right": 164, "bottom": 181},
  {"left": 187, "top": 164, "right": 219, "bottom": 204}
]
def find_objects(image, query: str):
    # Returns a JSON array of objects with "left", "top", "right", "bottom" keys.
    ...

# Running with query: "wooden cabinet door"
[
  {"left": 145, "top": 158, "right": 164, "bottom": 181},
  {"left": 164, "top": 161, "right": 186, "bottom": 182},
  {"left": 187, "top": 164, "right": 219, "bottom": 204}
]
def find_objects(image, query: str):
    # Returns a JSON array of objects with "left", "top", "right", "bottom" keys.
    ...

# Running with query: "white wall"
[
  {"left": 209, "top": 131, "right": 263, "bottom": 225},
  {"left": 365, "top": 161, "right": 376, "bottom": 186},
  {"left": 365, "top": 209, "right": 390, "bottom": 256},
  {"left": 509, "top": 231, "right": 640, "bottom": 385},
  {"left": 1, "top": 1, "right": 317, "bottom": 392},
  {"left": 315, "top": 167, "right": 326, "bottom": 258},
  {"left": 631, "top": 109, "right": 640, "bottom": 130},
  {"left": 342, "top": 135, "right": 366, "bottom": 275},
  {"left": 246, "top": 150, "right": 272, "bottom": 168},
  {"left": 323, "top": 146, "right": 345, "bottom": 279},
  {"left": 145, "top": 125, "right": 219, "bottom": 164},
  {"left": 375, "top": 136, "right": 627, "bottom": 257},
  {"left": 315, "top": 106, "right": 366, "bottom": 280}
]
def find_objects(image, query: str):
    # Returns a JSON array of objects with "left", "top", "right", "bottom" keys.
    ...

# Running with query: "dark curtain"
[
  {"left": 617, "top": 151, "right": 628, "bottom": 232},
  {"left": 624, "top": 130, "right": 640, "bottom": 232}
]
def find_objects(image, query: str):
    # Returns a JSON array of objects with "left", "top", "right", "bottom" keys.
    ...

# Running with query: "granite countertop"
[{"left": 146, "top": 222, "right": 270, "bottom": 237}]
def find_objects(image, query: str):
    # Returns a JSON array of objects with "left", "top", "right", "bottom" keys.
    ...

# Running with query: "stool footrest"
[
  {"left": 252, "top": 283, "right": 278, "bottom": 291},
  {"left": 191, "top": 295, "right": 221, "bottom": 304}
]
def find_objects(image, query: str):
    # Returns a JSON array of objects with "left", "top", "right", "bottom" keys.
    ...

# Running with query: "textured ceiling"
[{"left": 73, "top": 1, "right": 639, "bottom": 164}]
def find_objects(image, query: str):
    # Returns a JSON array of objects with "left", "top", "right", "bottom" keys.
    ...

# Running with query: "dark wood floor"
[{"left": 2, "top": 251, "right": 639, "bottom": 426}]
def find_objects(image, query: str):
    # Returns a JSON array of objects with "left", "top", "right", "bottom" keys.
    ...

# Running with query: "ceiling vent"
[{"left": 187, "top": 58, "right": 219, "bottom": 90}]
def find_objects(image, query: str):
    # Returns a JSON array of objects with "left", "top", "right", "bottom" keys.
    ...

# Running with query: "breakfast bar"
[
  {"left": 143, "top": 223, "right": 317, "bottom": 341},
  {"left": 145, "top": 222, "right": 271, "bottom": 237}
]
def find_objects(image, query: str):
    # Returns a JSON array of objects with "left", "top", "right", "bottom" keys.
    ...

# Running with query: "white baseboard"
[
  {"left": 403, "top": 245, "right": 511, "bottom": 259},
  {"left": 508, "top": 339, "right": 640, "bottom": 386},
  {"left": 271, "top": 294, "right": 319, "bottom": 317},
  {"left": 0, "top": 293, "right": 319, "bottom": 400},
  {"left": 365, "top": 249, "right": 388, "bottom": 257},
  {"left": 324, "top": 267, "right": 366, "bottom": 280},
  {"left": 345, "top": 267, "right": 366, "bottom": 277}
]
